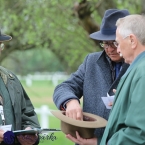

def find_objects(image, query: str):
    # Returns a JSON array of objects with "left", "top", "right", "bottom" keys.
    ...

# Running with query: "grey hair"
[{"left": 116, "top": 14, "right": 145, "bottom": 45}]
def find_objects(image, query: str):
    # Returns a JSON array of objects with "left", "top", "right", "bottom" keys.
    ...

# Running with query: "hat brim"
[
  {"left": 0, "top": 34, "right": 12, "bottom": 42},
  {"left": 51, "top": 110, "right": 107, "bottom": 128},
  {"left": 90, "top": 31, "right": 116, "bottom": 41}
]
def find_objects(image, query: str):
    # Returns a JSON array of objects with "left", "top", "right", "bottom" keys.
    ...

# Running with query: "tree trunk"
[{"left": 72, "top": 0, "right": 117, "bottom": 45}]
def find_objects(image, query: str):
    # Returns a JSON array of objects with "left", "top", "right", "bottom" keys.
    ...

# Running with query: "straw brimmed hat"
[{"left": 51, "top": 110, "right": 107, "bottom": 139}]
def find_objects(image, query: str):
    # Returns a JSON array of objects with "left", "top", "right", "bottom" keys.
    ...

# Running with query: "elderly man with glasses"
[
  {"left": 53, "top": 9, "right": 130, "bottom": 145},
  {"left": 100, "top": 14, "right": 145, "bottom": 145}
]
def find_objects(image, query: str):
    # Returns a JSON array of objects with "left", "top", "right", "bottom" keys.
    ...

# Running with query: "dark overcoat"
[{"left": 53, "top": 51, "right": 129, "bottom": 139}]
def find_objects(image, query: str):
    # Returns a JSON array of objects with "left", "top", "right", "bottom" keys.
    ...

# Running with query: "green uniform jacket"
[
  {"left": 100, "top": 51, "right": 145, "bottom": 145},
  {"left": 0, "top": 66, "right": 40, "bottom": 130}
]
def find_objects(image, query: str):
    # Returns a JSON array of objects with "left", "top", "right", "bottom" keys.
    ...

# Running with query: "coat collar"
[
  {"left": 0, "top": 66, "right": 14, "bottom": 85},
  {"left": 96, "top": 51, "right": 114, "bottom": 90},
  {"left": 112, "top": 52, "right": 145, "bottom": 106},
  {"left": 96, "top": 51, "right": 129, "bottom": 96}
]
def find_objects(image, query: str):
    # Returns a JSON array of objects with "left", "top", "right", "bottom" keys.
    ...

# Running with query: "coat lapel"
[
  {"left": 97, "top": 51, "right": 113, "bottom": 88},
  {"left": 108, "top": 63, "right": 129, "bottom": 95}
]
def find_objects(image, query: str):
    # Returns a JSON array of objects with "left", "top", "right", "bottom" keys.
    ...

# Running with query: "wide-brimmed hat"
[
  {"left": 0, "top": 30, "right": 12, "bottom": 42},
  {"left": 90, "top": 9, "right": 129, "bottom": 41},
  {"left": 51, "top": 110, "right": 107, "bottom": 139}
]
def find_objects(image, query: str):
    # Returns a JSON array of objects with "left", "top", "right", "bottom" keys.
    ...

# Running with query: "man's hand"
[
  {"left": 113, "top": 89, "right": 116, "bottom": 93},
  {"left": 66, "top": 131, "right": 97, "bottom": 145},
  {"left": 66, "top": 99, "right": 83, "bottom": 120},
  {"left": 17, "top": 127, "right": 38, "bottom": 145},
  {"left": 108, "top": 102, "right": 113, "bottom": 106},
  {"left": 0, "top": 129, "right": 4, "bottom": 143}
]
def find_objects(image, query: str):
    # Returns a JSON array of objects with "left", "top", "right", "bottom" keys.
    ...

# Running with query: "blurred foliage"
[
  {"left": 0, "top": 0, "right": 144, "bottom": 74},
  {"left": 2, "top": 48, "right": 65, "bottom": 75}
]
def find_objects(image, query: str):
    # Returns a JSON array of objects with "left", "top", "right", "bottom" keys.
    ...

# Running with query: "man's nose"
[
  {"left": 107, "top": 45, "right": 115, "bottom": 51},
  {"left": 116, "top": 46, "right": 121, "bottom": 54}
]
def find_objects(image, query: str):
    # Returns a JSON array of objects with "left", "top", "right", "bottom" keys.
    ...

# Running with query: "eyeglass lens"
[{"left": 99, "top": 41, "right": 117, "bottom": 49}]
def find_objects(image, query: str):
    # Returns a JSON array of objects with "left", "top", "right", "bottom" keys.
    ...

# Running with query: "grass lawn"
[{"left": 21, "top": 80, "right": 74, "bottom": 145}]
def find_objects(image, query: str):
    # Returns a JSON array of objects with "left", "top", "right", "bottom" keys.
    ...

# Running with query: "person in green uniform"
[
  {"left": 100, "top": 14, "right": 145, "bottom": 145},
  {"left": 0, "top": 31, "right": 40, "bottom": 145}
]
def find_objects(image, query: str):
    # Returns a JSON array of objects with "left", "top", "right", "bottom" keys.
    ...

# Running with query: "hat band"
[{"left": 101, "top": 28, "right": 116, "bottom": 35}]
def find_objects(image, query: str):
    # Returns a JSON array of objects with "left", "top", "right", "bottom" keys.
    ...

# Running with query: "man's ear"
[{"left": 129, "top": 34, "right": 138, "bottom": 49}]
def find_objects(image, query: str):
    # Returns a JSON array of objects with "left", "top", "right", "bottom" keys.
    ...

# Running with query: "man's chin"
[
  {"left": 110, "top": 57, "right": 123, "bottom": 62},
  {"left": 124, "top": 59, "right": 130, "bottom": 64}
]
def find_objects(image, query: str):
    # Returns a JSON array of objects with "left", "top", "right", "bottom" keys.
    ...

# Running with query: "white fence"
[
  {"left": 35, "top": 105, "right": 54, "bottom": 129},
  {"left": 17, "top": 72, "right": 69, "bottom": 86},
  {"left": 18, "top": 73, "right": 68, "bottom": 128}
]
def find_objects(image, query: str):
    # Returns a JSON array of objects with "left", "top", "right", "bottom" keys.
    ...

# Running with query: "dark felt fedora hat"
[
  {"left": 90, "top": 9, "right": 130, "bottom": 41},
  {"left": 0, "top": 30, "right": 12, "bottom": 42},
  {"left": 51, "top": 110, "right": 107, "bottom": 139}
]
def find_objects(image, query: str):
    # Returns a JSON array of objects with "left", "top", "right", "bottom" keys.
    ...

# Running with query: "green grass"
[{"left": 21, "top": 80, "right": 74, "bottom": 145}]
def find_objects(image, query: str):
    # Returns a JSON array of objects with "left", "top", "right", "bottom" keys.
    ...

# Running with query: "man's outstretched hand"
[
  {"left": 66, "top": 131, "right": 97, "bottom": 145},
  {"left": 17, "top": 127, "right": 38, "bottom": 145}
]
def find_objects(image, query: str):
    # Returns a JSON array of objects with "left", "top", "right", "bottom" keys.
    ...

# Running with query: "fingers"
[
  {"left": 77, "top": 111, "right": 83, "bottom": 120},
  {"left": 66, "top": 131, "right": 97, "bottom": 145},
  {"left": 113, "top": 89, "right": 116, "bottom": 93},
  {"left": 66, "top": 109, "right": 83, "bottom": 120},
  {"left": 66, "top": 100, "right": 83, "bottom": 120},
  {"left": 108, "top": 102, "right": 113, "bottom": 106},
  {"left": 75, "top": 131, "right": 83, "bottom": 142},
  {"left": 17, "top": 134, "right": 38, "bottom": 145},
  {"left": 66, "top": 134, "right": 79, "bottom": 144},
  {"left": 0, "top": 138, "right": 3, "bottom": 144},
  {"left": 24, "top": 127, "right": 32, "bottom": 130},
  {"left": 66, "top": 131, "right": 84, "bottom": 145},
  {"left": 0, "top": 129, "right": 4, "bottom": 143}
]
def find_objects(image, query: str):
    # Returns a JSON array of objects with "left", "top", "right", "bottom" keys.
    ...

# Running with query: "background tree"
[{"left": 0, "top": 0, "right": 144, "bottom": 74}]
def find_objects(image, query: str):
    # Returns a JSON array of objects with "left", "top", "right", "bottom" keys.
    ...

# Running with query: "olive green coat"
[{"left": 0, "top": 66, "right": 40, "bottom": 130}]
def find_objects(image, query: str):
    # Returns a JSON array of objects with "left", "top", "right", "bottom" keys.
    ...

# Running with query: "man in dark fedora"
[
  {"left": 53, "top": 9, "right": 129, "bottom": 145},
  {"left": 0, "top": 30, "right": 40, "bottom": 145}
]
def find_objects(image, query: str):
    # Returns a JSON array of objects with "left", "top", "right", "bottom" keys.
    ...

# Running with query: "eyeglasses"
[
  {"left": 99, "top": 41, "right": 117, "bottom": 49},
  {"left": 0, "top": 43, "right": 4, "bottom": 51},
  {"left": 113, "top": 35, "right": 130, "bottom": 48},
  {"left": 113, "top": 41, "right": 118, "bottom": 48}
]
